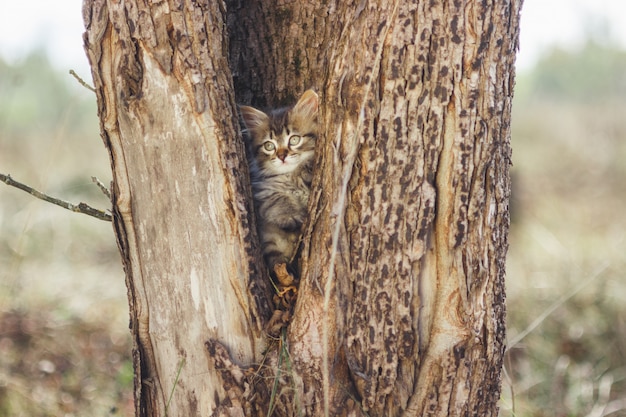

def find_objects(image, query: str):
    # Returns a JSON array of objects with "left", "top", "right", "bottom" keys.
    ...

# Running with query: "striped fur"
[{"left": 240, "top": 90, "right": 318, "bottom": 268}]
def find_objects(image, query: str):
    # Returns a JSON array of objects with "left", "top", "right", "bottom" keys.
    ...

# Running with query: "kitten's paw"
[
  {"left": 265, "top": 263, "right": 298, "bottom": 336},
  {"left": 271, "top": 263, "right": 298, "bottom": 309},
  {"left": 273, "top": 263, "right": 295, "bottom": 287}
]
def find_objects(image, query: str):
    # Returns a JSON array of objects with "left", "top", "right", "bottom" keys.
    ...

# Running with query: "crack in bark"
[{"left": 83, "top": 0, "right": 520, "bottom": 414}]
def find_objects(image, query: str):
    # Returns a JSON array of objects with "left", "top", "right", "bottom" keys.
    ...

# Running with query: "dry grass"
[
  {"left": 0, "top": 309, "right": 133, "bottom": 416},
  {"left": 1, "top": 54, "right": 132, "bottom": 416},
  {"left": 501, "top": 91, "right": 626, "bottom": 415}
]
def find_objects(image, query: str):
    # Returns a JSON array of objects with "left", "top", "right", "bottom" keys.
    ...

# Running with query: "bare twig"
[
  {"left": 91, "top": 176, "right": 111, "bottom": 198},
  {"left": 69, "top": 69, "right": 96, "bottom": 93},
  {"left": 0, "top": 173, "right": 112, "bottom": 222}
]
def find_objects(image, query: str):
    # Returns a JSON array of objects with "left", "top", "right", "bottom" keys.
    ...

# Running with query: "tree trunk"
[
  {"left": 83, "top": 0, "right": 521, "bottom": 416},
  {"left": 82, "top": 2, "right": 273, "bottom": 416}
]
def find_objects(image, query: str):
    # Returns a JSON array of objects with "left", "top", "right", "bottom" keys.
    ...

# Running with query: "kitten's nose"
[{"left": 276, "top": 149, "right": 288, "bottom": 162}]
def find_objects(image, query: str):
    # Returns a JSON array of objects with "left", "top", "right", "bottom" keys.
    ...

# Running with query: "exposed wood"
[
  {"left": 82, "top": 1, "right": 272, "bottom": 416},
  {"left": 84, "top": 0, "right": 521, "bottom": 415}
]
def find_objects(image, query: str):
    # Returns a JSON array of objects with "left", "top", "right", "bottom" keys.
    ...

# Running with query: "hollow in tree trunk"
[{"left": 82, "top": 0, "right": 521, "bottom": 415}]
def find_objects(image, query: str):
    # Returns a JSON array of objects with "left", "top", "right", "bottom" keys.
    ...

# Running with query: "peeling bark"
[
  {"left": 83, "top": 0, "right": 521, "bottom": 416},
  {"left": 82, "top": 1, "right": 272, "bottom": 416}
]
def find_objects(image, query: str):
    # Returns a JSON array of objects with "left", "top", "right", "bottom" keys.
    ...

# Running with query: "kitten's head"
[{"left": 240, "top": 90, "right": 318, "bottom": 176}]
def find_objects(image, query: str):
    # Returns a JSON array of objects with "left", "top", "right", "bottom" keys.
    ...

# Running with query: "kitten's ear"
[
  {"left": 239, "top": 106, "right": 269, "bottom": 131},
  {"left": 292, "top": 89, "right": 319, "bottom": 120}
]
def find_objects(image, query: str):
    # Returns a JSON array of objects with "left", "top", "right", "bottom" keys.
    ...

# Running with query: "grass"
[
  {"left": 0, "top": 53, "right": 132, "bottom": 415},
  {"left": 501, "top": 93, "right": 626, "bottom": 416},
  {"left": 0, "top": 308, "right": 133, "bottom": 416}
]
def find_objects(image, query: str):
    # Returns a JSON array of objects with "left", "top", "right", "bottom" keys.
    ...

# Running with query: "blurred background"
[{"left": 0, "top": 0, "right": 625, "bottom": 416}]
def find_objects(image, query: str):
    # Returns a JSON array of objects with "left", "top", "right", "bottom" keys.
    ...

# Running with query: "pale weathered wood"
[
  {"left": 83, "top": 1, "right": 272, "bottom": 416},
  {"left": 84, "top": 0, "right": 521, "bottom": 415}
]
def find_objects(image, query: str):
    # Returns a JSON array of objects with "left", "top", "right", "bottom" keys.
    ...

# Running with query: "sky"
[{"left": 0, "top": 0, "right": 625, "bottom": 76}]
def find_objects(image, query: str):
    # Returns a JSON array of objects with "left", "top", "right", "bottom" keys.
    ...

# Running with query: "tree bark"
[
  {"left": 82, "top": 1, "right": 273, "bottom": 416},
  {"left": 83, "top": 0, "right": 521, "bottom": 416}
]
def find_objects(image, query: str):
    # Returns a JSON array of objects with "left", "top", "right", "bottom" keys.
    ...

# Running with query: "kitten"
[{"left": 240, "top": 90, "right": 319, "bottom": 271}]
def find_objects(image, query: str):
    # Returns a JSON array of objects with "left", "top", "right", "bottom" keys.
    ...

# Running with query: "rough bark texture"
[
  {"left": 84, "top": 0, "right": 521, "bottom": 416},
  {"left": 82, "top": 1, "right": 272, "bottom": 416},
  {"left": 229, "top": 1, "right": 520, "bottom": 415}
]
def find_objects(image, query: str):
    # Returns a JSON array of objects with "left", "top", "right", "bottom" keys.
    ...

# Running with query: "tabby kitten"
[{"left": 240, "top": 90, "right": 319, "bottom": 270}]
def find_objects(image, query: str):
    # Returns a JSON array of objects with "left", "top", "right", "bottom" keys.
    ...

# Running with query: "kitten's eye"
[
  {"left": 288, "top": 135, "right": 301, "bottom": 146},
  {"left": 263, "top": 141, "right": 275, "bottom": 152}
]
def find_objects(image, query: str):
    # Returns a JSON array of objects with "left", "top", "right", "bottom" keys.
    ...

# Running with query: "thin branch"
[
  {"left": 91, "top": 176, "right": 111, "bottom": 198},
  {"left": 69, "top": 69, "right": 96, "bottom": 93},
  {"left": 0, "top": 173, "right": 112, "bottom": 222}
]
